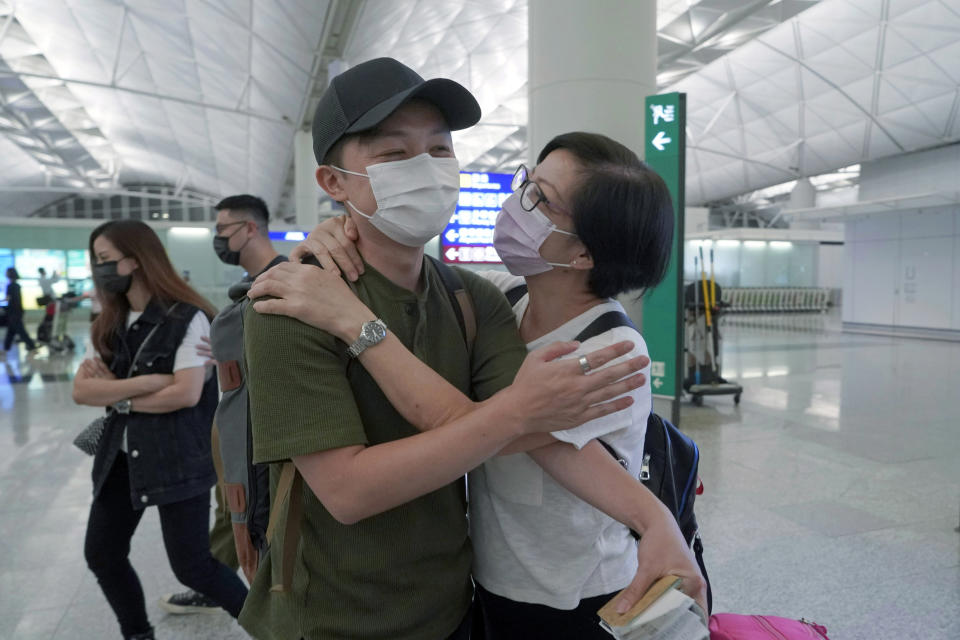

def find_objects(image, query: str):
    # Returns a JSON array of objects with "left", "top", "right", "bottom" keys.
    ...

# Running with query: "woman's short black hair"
[
  {"left": 6, "top": 267, "right": 18, "bottom": 280},
  {"left": 538, "top": 132, "right": 674, "bottom": 298}
]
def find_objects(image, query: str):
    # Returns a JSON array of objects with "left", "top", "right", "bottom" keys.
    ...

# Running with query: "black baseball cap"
[{"left": 312, "top": 57, "right": 481, "bottom": 165}]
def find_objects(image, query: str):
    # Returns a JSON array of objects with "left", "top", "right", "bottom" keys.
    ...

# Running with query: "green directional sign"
[{"left": 641, "top": 92, "right": 685, "bottom": 424}]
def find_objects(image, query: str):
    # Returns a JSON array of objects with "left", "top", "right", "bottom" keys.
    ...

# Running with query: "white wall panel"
[
  {"left": 850, "top": 240, "right": 898, "bottom": 325},
  {"left": 855, "top": 215, "right": 901, "bottom": 241},
  {"left": 896, "top": 237, "right": 953, "bottom": 329},
  {"left": 899, "top": 207, "right": 954, "bottom": 240}
]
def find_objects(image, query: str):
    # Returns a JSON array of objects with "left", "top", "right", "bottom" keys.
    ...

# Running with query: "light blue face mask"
[{"left": 333, "top": 153, "right": 461, "bottom": 247}]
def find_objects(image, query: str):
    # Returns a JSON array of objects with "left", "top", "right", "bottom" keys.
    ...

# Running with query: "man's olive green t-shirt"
[{"left": 238, "top": 259, "right": 527, "bottom": 640}]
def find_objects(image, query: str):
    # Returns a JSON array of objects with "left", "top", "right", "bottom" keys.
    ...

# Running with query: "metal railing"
[{"left": 721, "top": 287, "right": 831, "bottom": 313}]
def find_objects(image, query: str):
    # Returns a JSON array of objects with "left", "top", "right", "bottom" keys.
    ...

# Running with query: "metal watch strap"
[{"left": 346, "top": 319, "right": 386, "bottom": 358}]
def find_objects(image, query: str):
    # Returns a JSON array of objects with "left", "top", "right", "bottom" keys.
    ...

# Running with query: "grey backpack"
[{"left": 209, "top": 278, "right": 274, "bottom": 556}]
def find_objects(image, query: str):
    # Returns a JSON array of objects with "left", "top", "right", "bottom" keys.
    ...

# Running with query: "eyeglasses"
[
  {"left": 511, "top": 164, "right": 570, "bottom": 216},
  {"left": 214, "top": 221, "right": 246, "bottom": 235}
]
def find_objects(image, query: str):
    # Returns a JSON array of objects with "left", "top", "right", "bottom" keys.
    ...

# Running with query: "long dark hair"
[
  {"left": 537, "top": 132, "right": 674, "bottom": 298},
  {"left": 89, "top": 220, "right": 216, "bottom": 363}
]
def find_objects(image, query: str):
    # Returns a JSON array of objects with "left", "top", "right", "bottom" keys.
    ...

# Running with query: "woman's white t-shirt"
[{"left": 469, "top": 271, "right": 652, "bottom": 609}]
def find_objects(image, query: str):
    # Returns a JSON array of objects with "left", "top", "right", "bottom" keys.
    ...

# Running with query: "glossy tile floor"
[{"left": 1, "top": 312, "right": 958, "bottom": 639}]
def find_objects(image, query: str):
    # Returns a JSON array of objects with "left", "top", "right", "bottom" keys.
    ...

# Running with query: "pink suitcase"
[{"left": 709, "top": 614, "right": 830, "bottom": 639}]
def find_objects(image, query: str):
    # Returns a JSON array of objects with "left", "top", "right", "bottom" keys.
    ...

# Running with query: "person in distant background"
[
  {"left": 4, "top": 267, "right": 37, "bottom": 355},
  {"left": 37, "top": 267, "right": 60, "bottom": 306}
]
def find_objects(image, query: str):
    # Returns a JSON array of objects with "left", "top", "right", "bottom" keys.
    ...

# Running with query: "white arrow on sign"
[
  {"left": 445, "top": 229, "right": 459, "bottom": 242},
  {"left": 652, "top": 131, "right": 672, "bottom": 151},
  {"left": 653, "top": 378, "right": 663, "bottom": 389},
  {"left": 445, "top": 248, "right": 459, "bottom": 261}
]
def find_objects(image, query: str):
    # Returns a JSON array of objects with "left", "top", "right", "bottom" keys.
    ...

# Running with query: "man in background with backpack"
[
  {"left": 237, "top": 58, "right": 649, "bottom": 640},
  {"left": 160, "top": 194, "right": 286, "bottom": 614}
]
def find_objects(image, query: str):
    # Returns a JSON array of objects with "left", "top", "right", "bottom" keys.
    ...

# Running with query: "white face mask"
[{"left": 334, "top": 153, "right": 461, "bottom": 247}]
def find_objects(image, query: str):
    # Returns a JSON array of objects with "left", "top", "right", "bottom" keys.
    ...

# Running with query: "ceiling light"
[{"left": 169, "top": 227, "right": 210, "bottom": 237}]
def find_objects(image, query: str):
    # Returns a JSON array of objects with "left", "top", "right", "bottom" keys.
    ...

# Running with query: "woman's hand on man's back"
[{"left": 505, "top": 340, "right": 649, "bottom": 435}]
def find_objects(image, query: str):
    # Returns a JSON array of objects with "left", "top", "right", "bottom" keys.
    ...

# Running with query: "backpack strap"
[
  {"left": 580, "top": 308, "right": 641, "bottom": 539},
  {"left": 426, "top": 255, "right": 476, "bottom": 353},
  {"left": 505, "top": 284, "right": 528, "bottom": 307},
  {"left": 265, "top": 461, "right": 303, "bottom": 593},
  {"left": 574, "top": 310, "right": 637, "bottom": 343}
]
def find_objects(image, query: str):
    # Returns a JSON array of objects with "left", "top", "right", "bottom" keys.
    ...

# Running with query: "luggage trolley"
[
  {"left": 37, "top": 294, "right": 79, "bottom": 354},
  {"left": 683, "top": 247, "right": 743, "bottom": 406}
]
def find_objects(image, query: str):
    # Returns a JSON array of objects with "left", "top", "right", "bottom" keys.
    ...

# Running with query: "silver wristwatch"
[
  {"left": 114, "top": 398, "right": 132, "bottom": 414},
  {"left": 346, "top": 319, "right": 388, "bottom": 358}
]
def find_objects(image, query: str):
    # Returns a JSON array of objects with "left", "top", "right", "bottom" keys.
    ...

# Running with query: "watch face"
[{"left": 361, "top": 321, "right": 385, "bottom": 343}]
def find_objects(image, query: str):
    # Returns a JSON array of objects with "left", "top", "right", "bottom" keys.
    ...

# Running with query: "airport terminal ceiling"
[{"left": 0, "top": 0, "right": 959, "bottom": 220}]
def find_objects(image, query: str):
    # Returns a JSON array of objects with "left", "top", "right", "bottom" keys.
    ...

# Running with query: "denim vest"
[{"left": 91, "top": 299, "right": 218, "bottom": 508}]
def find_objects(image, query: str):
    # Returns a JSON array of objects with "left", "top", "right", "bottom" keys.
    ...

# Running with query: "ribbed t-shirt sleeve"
[
  {"left": 244, "top": 304, "right": 368, "bottom": 464},
  {"left": 459, "top": 269, "right": 527, "bottom": 402}
]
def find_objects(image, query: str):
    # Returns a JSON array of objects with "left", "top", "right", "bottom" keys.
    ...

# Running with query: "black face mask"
[
  {"left": 93, "top": 261, "right": 133, "bottom": 295},
  {"left": 214, "top": 224, "right": 253, "bottom": 266},
  {"left": 213, "top": 235, "right": 241, "bottom": 265}
]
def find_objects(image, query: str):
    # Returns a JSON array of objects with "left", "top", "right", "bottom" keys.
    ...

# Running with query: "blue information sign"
[
  {"left": 442, "top": 171, "right": 512, "bottom": 264},
  {"left": 268, "top": 230, "right": 308, "bottom": 243}
]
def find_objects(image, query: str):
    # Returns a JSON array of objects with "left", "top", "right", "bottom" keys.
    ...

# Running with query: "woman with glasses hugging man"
[{"left": 247, "top": 131, "right": 706, "bottom": 639}]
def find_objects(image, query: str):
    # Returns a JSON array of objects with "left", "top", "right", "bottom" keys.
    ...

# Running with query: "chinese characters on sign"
[
  {"left": 649, "top": 103, "right": 676, "bottom": 151},
  {"left": 442, "top": 171, "right": 512, "bottom": 264},
  {"left": 650, "top": 103, "right": 675, "bottom": 125}
]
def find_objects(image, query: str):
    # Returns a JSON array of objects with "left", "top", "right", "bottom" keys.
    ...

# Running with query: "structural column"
[
  {"left": 528, "top": 0, "right": 658, "bottom": 330},
  {"left": 294, "top": 129, "right": 319, "bottom": 228},
  {"left": 527, "top": 0, "right": 657, "bottom": 164}
]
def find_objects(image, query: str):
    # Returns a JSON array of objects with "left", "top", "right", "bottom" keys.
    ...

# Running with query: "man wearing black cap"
[{"left": 239, "top": 58, "right": 644, "bottom": 640}]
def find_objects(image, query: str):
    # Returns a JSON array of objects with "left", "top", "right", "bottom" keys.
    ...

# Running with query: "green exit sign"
[{"left": 641, "top": 92, "right": 686, "bottom": 422}]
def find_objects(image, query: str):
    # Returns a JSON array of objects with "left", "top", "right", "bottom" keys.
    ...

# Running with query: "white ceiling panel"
[
  {"left": 1, "top": 0, "right": 328, "bottom": 217},
  {"left": 677, "top": 0, "right": 960, "bottom": 203}
]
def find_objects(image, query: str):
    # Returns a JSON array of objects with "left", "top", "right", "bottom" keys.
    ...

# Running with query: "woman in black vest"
[{"left": 73, "top": 221, "right": 248, "bottom": 640}]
